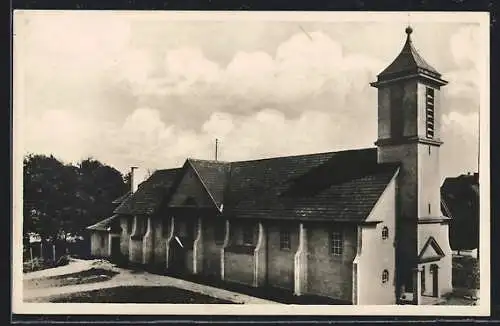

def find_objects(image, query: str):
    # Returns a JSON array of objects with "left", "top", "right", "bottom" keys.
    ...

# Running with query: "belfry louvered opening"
[{"left": 426, "top": 87, "right": 435, "bottom": 139}]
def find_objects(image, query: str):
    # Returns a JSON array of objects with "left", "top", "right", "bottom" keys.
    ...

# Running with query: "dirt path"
[
  {"left": 23, "top": 258, "right": 94, "bottom": 280},
  {"left": 23, "top": 259, "right": 280, "bottom": 304}
]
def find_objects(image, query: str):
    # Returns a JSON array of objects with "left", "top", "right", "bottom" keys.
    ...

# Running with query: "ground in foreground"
[{"left": 27, "top": 285, "right": 234, "bottom": 304}]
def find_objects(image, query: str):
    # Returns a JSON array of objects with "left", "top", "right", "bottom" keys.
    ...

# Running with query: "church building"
[{"left": 88, "top": 27, "right": 453, "bottom": 305}]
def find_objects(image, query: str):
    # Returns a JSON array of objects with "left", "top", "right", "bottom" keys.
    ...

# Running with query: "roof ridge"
[
  {"left": 405, "top": 36, "right": 439, "bottom": 73},
  {"left": 187, "top": 158, "right": 230, "bottom": 164},
  {"left": 155, "top": 167, "right": 183, "bottom": 173},
  {"left": 229, "top": 147, "right": 376, "bottom": 164}
]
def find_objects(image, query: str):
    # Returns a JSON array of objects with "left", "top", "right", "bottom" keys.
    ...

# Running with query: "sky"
[{"left": 14, "top": 12, "right": 483, "bottom": 184}]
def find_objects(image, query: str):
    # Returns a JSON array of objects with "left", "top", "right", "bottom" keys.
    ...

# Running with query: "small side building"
[
  {"left": 86, "top": 191, "right": 131, "bottom": 260},
  {"left": 86, "top": 215, "right": 122, "bottom": 259}
]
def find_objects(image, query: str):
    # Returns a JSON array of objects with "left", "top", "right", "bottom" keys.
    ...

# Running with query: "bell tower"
[{"left": 371, "top": 26, "right": 453, "bottom": 303}]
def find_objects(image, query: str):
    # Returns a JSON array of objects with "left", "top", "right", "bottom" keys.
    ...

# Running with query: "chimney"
[{"left": 130, "top": 166, "right": 138, "bottom": 193}]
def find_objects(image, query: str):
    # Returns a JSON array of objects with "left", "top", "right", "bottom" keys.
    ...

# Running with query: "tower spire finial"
[{"left": 405, "top": 12, "right": 413, "bottom": 39}]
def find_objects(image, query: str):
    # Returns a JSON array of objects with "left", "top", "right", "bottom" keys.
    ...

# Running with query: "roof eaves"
[{"left": 86, "top": 214, "right": 118, "bottom": 231}]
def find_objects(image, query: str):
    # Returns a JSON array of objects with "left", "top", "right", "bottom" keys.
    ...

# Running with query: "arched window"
[
  {"left": 382, "top": 226, "right": 389, "bottom": 240},
  {"left": 382, "top": 270, "right": 389, "bottom": 284}
]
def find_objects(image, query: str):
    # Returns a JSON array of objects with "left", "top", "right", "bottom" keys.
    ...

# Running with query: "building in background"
[{"left": 441, "top": 173, "right": 479, "bottom": 257}]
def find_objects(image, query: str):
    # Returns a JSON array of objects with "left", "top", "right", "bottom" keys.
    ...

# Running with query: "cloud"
[
  {"left": 24, "top": 110, "right": 97, "bottom": 164},
  {"left": 18, "top": 16, "right": 481, "bottom": 182},
  {"left": 443, "top": 25, "right": 481, "bottom": 106},
  {"left": 440, "top": 25, "right": 481, "bottom": 178},
  {"left": 442, "top": 111, "right": 479, "bottom": 137},
  {"left": 450, "top": 26, "right": 480, "bottom": 69},
  {"left": 441, "top": 111, "right": 480, "bottom": 180},
  {"left": 111, "top": 30, "right": 384, "bottom": 126},
  {"left": 24, "top": 102, "right": 375, "bottom": 184},
  {"left": 21, "top": 12, "right": 131, "bottom": 78}
]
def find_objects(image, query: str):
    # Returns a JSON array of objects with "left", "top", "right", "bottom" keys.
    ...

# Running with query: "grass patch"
[
  {"left": 23, "top": 256, "right": 70, "bottom": 273},
  {"left": 34, "top": 286, "right": 234, "bottom": 304},
  {"left": 24, "top": 268, "right": 119, "bottom": 290}
]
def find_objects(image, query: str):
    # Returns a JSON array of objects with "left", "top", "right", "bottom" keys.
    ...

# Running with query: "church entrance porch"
[
  {"left": 410, "top": 262, "right": 441, "bottom": 305},
  {"left": 421, "top": 263, "right": 440, "bottom": 297}
]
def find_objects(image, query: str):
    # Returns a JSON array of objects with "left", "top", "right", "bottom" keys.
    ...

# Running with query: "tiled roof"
[
  {"left": 225, "top": 150, "right": 340, "bottom": 207},
  {"left": 111, "top": 148, "right": 400, "bottom": 223},
  {"left": 225, "top": 148, "right": 399, "bottom": 222},
  {"left": 114, "top": 168, "right": 181, "bottom": 215},
  {"left": 86, "top": 214, "right": 119, "bottom": 231},
  {"left": 376, "top": 29, "right": 441, "bottom": 81}
]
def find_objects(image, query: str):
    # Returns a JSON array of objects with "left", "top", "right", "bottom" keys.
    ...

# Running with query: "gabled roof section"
[
  {"left": 87, "top": 214, "right": 119, "bottom": 231},
  {"left": 187, "top": 159, "right": 230, "bottom": 210},
  {"left": 114, "top": 168, "right": 181, "bottom": 215},
  {"left": 418, "top": 236, "right": 446, "bottom": 263},
  {"left": 372, "top": 26, "right": 447, "bottom": 86}
]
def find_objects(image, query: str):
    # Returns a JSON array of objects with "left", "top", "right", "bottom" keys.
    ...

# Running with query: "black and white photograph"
[{"left": 12, "top": 11, "right": 489, "bottom": 315}]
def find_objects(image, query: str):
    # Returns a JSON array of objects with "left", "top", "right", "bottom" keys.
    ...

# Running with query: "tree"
[
  {"left": 23, "top": 154, "right": 127, "bottom": 243},
  {"left": 74, "top": 158, "right": 128, "bottom": 232},
  {"left": 23, "top": 154, "right": 79, "bottom": 241}
]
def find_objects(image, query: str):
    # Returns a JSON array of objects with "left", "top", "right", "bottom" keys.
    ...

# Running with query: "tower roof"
[{"left": 372, "top": 26, "right": 447, "bottom": 86}]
